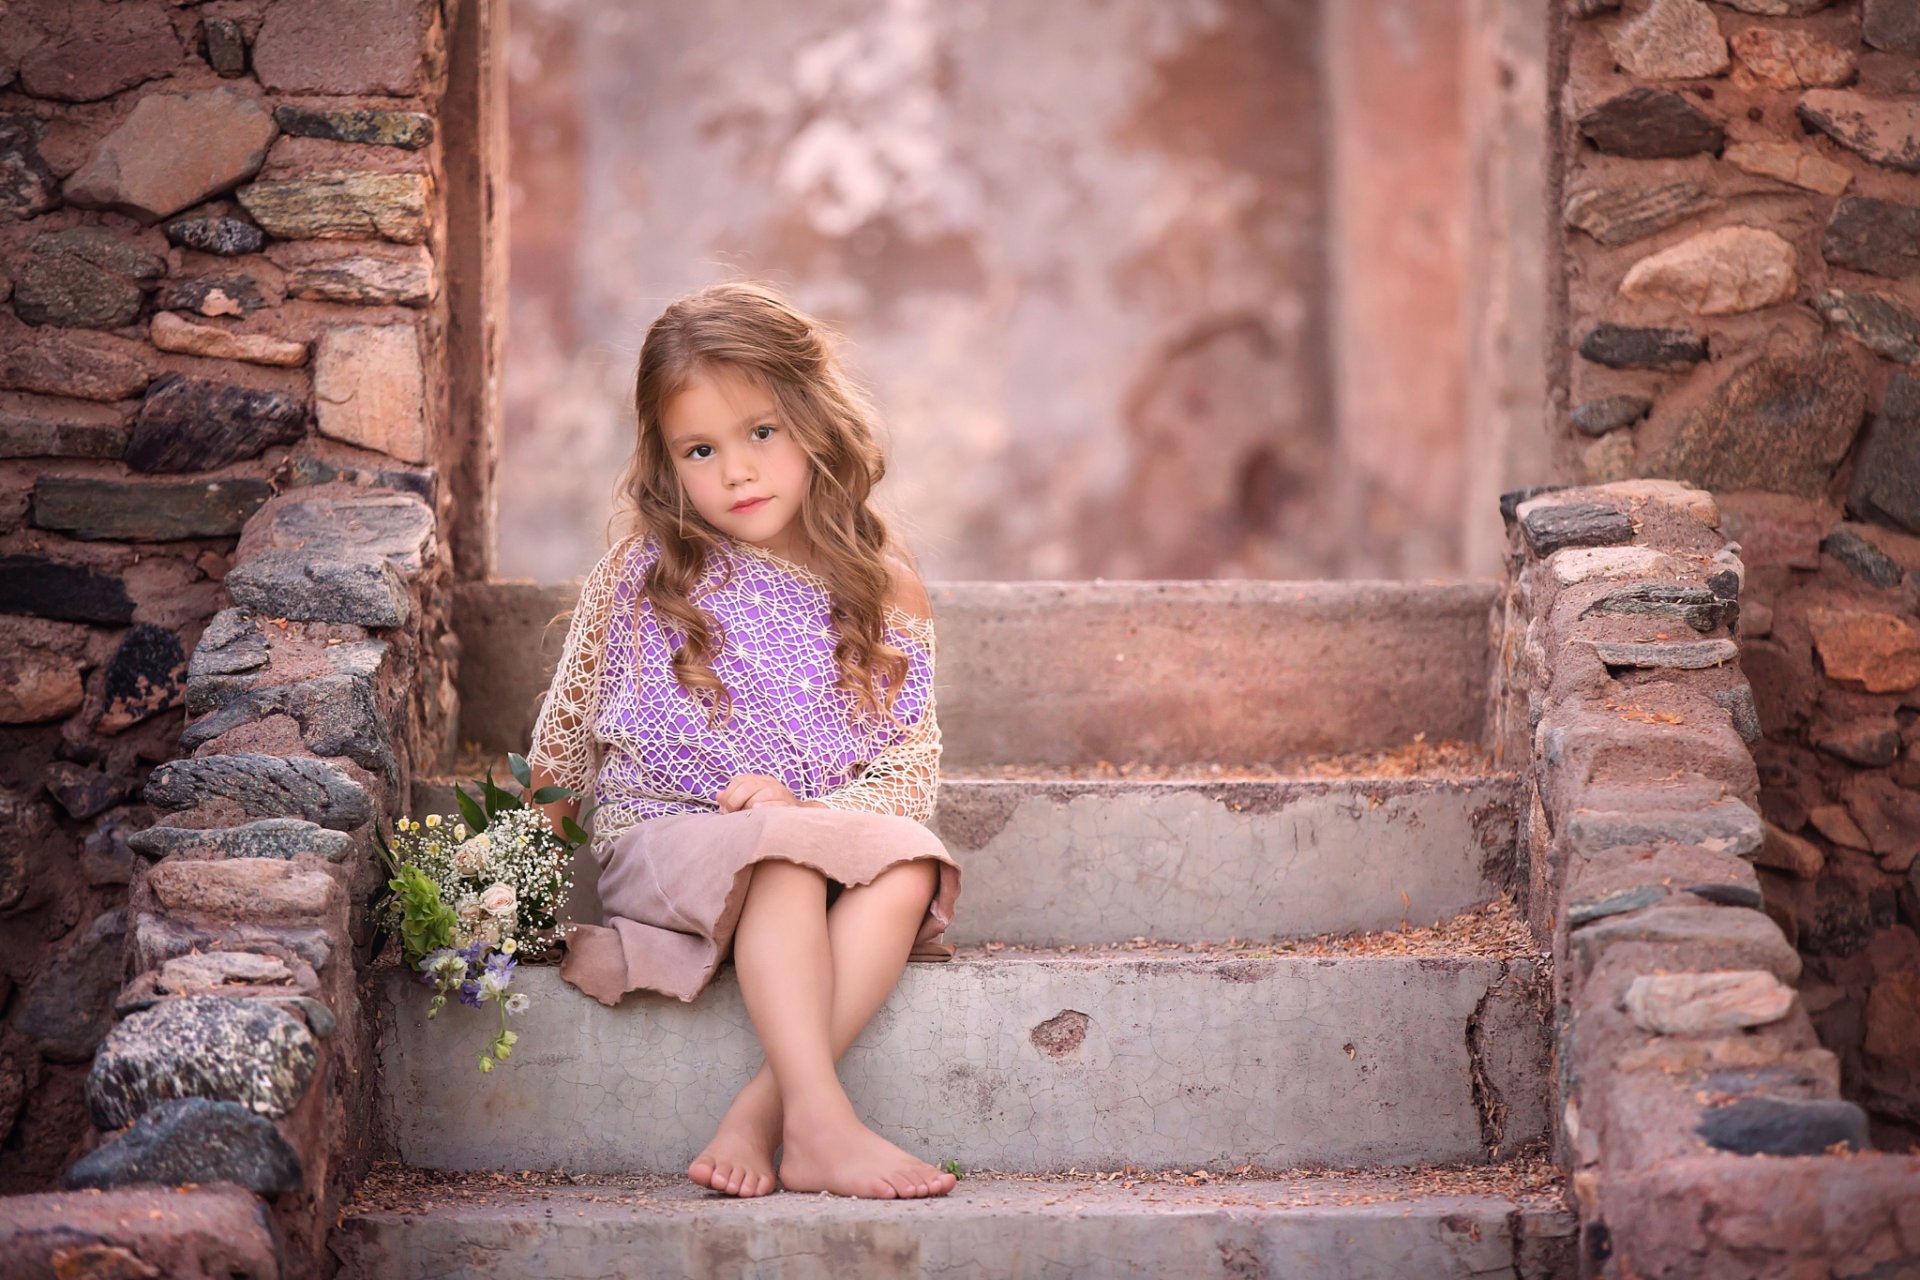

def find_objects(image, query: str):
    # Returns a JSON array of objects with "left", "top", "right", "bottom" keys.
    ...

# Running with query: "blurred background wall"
[{"left": 498, "top": 0, "right": 1541, "bottom": 583}]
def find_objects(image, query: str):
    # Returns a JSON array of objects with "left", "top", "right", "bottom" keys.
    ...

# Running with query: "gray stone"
[
  {"left": 274, "top": 244, "right": 434, "bottom": 306},
  {"left": 1566, "top": 800, "right": 1765, "bottom": 859},
  {"left": 1624, "top": 969, "right": 1795, "bottom": 1034},
  {"left": 267, "top": 995, "right": 336, "bottom": 1040},
  {"left": 0, "top": 554, "right": 135, "bottom": 625},
  {"left": 1567, "top": 884, "right": 1665, "bottom": 927},
  {"left": 31, "top": 476, "right": 273, "bottom": 541},
  {"left": 1824, "top": 197, "right": 1920, "bottom": 279},
  {"left": 278, "top": 451, "right": 437, "bottom": 501},
  {"left": 15, "top": 909, "right": 126, "bottom": 1062},
  {"left": 1577, "top": 88, "right": 1724, "bottom": 158},
  {"left": 128, "top": 818, "right": 356, "bottom": 864},
  {"left": 1564, "top": 182, "right": 1716, "bottom": 246},
  {"left": 272, "top": 105, "right": 433, "bottom": 150},
  {"left": 1816, "top": 289, "right": 1920, "bottom": 363},
  {"left": 1711, "top": 684, "right": 1762, "bottom": 743},
  {"left": 125, "top": 374, "right": 307, "bottom": 473},
  {"left": 1697, "top": 1097, "right": 1868, "bottom": 1155},
  {"left": 0, "top": 392, "right": 132, "bottom": 460},
  {"left": 99, "top": 623, "right": 186, "bottom": 734},
  {"left": 82, "top": 820, "right": 137, "bottom": 887},
  {"left": 1849, "top": 374, "right": 1920, "bottom": 535},
  {"left": 163, "top": 217, "right": 265, "bottom": 258},
  {"left": 1687, "top": 880, "right": 1765, "bottom": 908},
  {"left": 64, "top": 1097, "right": 302, "bottom": 1195},
  {"left": 1520, "top": 502, "right": 1635, "bottom": 556},
  {"left": 1571, "top": 395, "right": 1652, "bottom": 437},
  {"left": 1589, "top": 638, "right": 1740, "bottom": 670},
  {"left": 129, "top": 912, "right": 335, "bottom": 978},
  {"left": 183, "top": 609, "right": 271, "bottom": 713},
  {"left": 12, "top": 228, "right": 165, "bottom": 329},
  {"left": 1822, "top": 527, "right": 1904, "bottom": 587},
  {"left": 226, "top": 551, "right": 412, "bottom": 628},
  {"left": 1659, "top": 348, "right": 1867, "bottom": 497},
  {"left": 0, "top": 115, "right": 57, "bottom": 220},
  {"left": 1603, "top": 0, "right": 1728, "bottom": 81},
  {"left": 236, "top": 172, "right": 431, "bottom": 244},
  {"left": 154, "top": 273, "right": 272, "bottom": 317},
  {"left": 87, "top": 995, "right": 317, "bottom": 1128},
  {"left": 1570, "top": 904, "right": 1800, "bottom": 984},
  {"left": 1866, "top": 0, "right": 1920, "bottom": 55},
  {"left": 143, "top": 753, "right": 373, "bottom": 831},
  {"left": 1797, "top": 90, "right": 1920, "bottom": 174},
  {"left": 181, "top": 669, "right": 396, "bottom": 785},
  {"left": 1578, "top": 324, "right": 1707, "bottom": 370},
  {"left": 204, "top": 17, "right": 248, "bottom": 76},
  {"left": 1583, "top": 583, "right": 1731, "bottom": 632}
]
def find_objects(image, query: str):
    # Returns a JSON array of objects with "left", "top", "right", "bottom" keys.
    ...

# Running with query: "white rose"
[
  {"left": 480, "top": 882, "right": 517, "bottom": 917},
  {"left": 475, "top": 916, "right": 503, "bottom": 947},
  {"left": 455, "top": 894, "right": 485, "bottom": 926},
  {"left": 452, "top": 834, "right": 491, "bottom": 878}
]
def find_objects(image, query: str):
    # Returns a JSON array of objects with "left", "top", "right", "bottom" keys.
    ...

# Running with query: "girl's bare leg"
[{"left": 691, "top": 858, "right": 953, "bottom": 1199}]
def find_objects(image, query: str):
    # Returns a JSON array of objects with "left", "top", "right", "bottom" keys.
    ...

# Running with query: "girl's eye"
[
  {"left": 752, "top": 424, "right": 775, "bottom": 440},
  {"left": 687, "top": 444, "right": 711, "bottom": 459}
]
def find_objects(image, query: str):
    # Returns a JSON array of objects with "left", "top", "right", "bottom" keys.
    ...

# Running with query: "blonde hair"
[{"left": 593, "top": 280, "right": 918, "bottom": 734}]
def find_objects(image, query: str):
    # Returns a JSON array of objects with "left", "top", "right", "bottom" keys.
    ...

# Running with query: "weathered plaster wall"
[
  {"left": 1556, "top": 0, "right": 1920, "bottom": 1154},
  {"left": 499, "top": 0, "right": 1511, "bottom": 583}
]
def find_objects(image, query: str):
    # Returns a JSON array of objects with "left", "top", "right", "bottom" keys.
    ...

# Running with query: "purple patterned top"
[{"left": 526, "top": 531, "right": 943, "bottom": 857}]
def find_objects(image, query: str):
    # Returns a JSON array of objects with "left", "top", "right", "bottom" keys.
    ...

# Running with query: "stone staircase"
[{"left": 329, "top": 579, "right": 1575, "bottom": 1278}]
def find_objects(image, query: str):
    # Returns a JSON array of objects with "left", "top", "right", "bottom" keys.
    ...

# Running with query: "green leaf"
[
  {"left": 454, "top": 785, "right": 488, "bottom": 834},
  {"left": 530, "top": 786, "right": 572, "bottom": 804},
  {"left": 560, "top": 816, "right": 589, "bottom": 846},
  {"left": 507, "top": 752, "right": 532, "bottom": 789},
  {"left": 483, "top": 768, "right": 519, "bottom": 816}
]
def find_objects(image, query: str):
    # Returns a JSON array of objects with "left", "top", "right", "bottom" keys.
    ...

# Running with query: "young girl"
[{"left": 524, "top": 281, "right": 962, "bottom": 1203}]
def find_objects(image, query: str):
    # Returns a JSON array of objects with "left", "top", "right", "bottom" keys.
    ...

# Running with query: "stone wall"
[
  {"left": 0, "top": 0, "right": 477, "bottom": 1274},
  {"left": 1556, "top": 0, "right": 1920, "bottom": 1152},
  {"left": 1494, "top": 478, "right": 1920, "bottom": 1279}
]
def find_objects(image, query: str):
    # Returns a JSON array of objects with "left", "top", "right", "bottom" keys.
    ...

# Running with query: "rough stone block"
[
  {"left": 313, "top": 324, "right": 429, "bottom": 462},
  {"left": 87, "top": 994, "right": 318, "bottom": 1128},
  {"left": 1570, "top": 905, "right": 1801, "bottom": 985},
  {"left": 147, "top": 857, "right": 340, "bottom": 921},
  {"left": 64, "top": 1096, "right": 303, "bottom": 1194},
  {"left": 64, "top": 88, "right": 275, "bottom": 221}
]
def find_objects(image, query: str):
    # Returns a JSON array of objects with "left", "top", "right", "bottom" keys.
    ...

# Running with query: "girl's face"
[{"left": 662, "top": 366, "right": 814, "bottom": 559}]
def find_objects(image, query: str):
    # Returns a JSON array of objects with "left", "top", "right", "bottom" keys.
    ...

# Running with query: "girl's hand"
[{"left": 716, "top": 774, "right": 800, "bottom": 812}]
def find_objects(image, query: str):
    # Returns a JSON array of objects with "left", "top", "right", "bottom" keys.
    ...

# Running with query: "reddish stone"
[
  {"left": 1809, "top": 803, "right": 1873, "bottom": 851},
  {"left": 4, "top": 0, "right": 181, "bottom": 104},
  {"left": 0, "top": 323, "right": 151, "bottom": 403},
  {"left": 64, "top": 88, "right": 276, "bottom": 223},
  {"left": 1808, "top": 608, "right": 1920, "bottom": 693},
  {"left": 251, "top": 0, "right": 437, "bottom": 95},
  {"left": 1844, "top": 773, "right": 1920, "bottom": 870}
]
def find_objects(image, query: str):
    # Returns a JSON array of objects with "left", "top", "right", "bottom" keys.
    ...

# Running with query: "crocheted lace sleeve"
[
  {"left": 525, "top": 538, "right": 630, "bottom": 800},
  {"left": 812, "top": 612, "right": 943, "bottom": 824}
]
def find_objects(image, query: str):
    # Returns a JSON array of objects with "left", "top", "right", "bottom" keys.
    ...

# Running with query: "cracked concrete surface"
[
  {"left": 376, "top": 955, "right": 1548, "bottom": 1174},
  {"left": 334, "top": 1177, "right": 1575, "bottom": 1280}
]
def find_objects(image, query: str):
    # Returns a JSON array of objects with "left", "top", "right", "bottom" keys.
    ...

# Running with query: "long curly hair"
[{"left": 600, "top": 280, "right": 920, "bottom": 735}]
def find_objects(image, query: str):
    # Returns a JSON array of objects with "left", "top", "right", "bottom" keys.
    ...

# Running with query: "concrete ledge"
[
  {"left": 375, "top": 953, "right": 1549, "bottom": 1174},
  {"left": 333, "top": 1177, "right": 1576, "bottom": 1280},
  {"left": 415, "top": 774, "right": 1520, "bottom": 947},
  {"left": 452, "top": 578, "right": 1500, "bottom": 768}
]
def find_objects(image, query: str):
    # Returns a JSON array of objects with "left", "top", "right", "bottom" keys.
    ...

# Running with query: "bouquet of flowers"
[{"left": 374, "top": 751, "right": 596, "bottom": 1071}]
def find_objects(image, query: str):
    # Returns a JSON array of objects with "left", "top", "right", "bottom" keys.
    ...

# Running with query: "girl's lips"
[{"left": 731, "top": 496, "right": 770, "bottom": 512}]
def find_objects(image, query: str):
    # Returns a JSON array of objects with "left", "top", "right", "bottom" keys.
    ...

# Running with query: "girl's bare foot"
[
  {"left": 778, "top": 1109, "right": 957, "bottom": 1199},
  {"left": 688, "top": 1089, "right": 781, "bottom": 1197}
]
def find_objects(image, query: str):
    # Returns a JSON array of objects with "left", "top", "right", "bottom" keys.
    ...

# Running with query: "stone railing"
[
  {"left": 1494, "top": 478, "right": 1920, "bottom": 1278},
  {"left": 0, "top": 484, "right": 450, "bottom": 1279}
]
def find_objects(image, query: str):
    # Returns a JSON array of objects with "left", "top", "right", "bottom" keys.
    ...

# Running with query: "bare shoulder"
[{"left": 882, "top": 553, "right": 933, "bottom": 622}]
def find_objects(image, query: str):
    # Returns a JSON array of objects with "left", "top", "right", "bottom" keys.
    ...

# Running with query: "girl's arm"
[{"left": 526, "top": 539, "right": 628, "bottom": 839}]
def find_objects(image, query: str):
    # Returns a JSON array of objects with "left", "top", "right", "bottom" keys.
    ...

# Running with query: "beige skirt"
[{"left": 556, "top": 804, "right": 962, "bottom": 1007}]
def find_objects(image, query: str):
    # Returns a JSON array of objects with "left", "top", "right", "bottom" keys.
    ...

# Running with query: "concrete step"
[
  {"left": 452, "top": 578, "right": 1500, "bottom": 769},
  {"left": 331, "top": 1165, "right": 1575, "bottom": 1280},
  {"left": 375, "top": 945, "right": 1550, "bottom": 1176},
  {"left": 412, "top": 772, "right": 1521, "bottom": 946}
]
